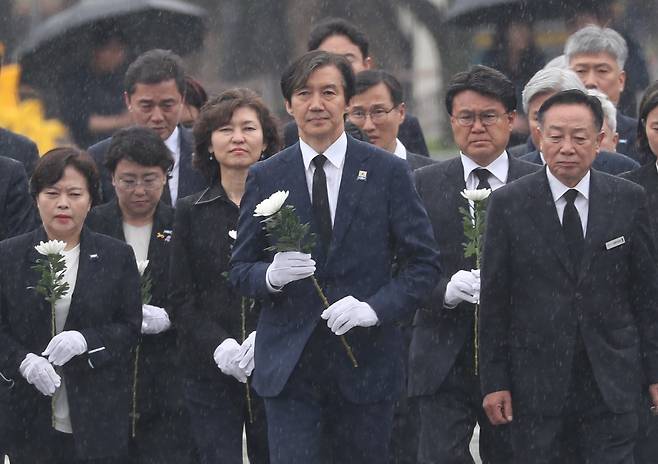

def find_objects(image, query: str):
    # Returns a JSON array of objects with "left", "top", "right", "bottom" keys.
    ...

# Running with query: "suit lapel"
[
  {"left": 176, "top": 127, "right": 195, "bottom": 199},
  {"left": 326, "top": 140, "right": 371, "bottom": 265},
  {"left": 147, "top": 203, "right": 173, "bottom": 284},
  {"left": 577, "top": 171, "right": 614, "bottom": 284},
  {"left": 66, "top": 227, "right": 101, "bottom": 330},
  {"left": 282, "top": 146, "right": 313, "bottom": 228},
  {"left": 525, "top": 169, "right": 577, "bottom": 278}
]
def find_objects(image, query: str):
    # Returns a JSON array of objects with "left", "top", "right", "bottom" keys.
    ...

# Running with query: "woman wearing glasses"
[
  {"left": 169, "top": 88, "right": 280, "bottom": 464},
  {"left": 86, "top": 126, "right": 197, "bottom": 463}
]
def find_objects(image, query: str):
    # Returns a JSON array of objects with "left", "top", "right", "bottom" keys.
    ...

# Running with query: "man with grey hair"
[
  {"left": 519, "top": 67, "right": 638, "bottom": 174},
  {"left": 565, "top": 25, "right": 642, "bottom": 163},
  {"left": 588, "top": 89, "right": 618, "bottom": 152}
]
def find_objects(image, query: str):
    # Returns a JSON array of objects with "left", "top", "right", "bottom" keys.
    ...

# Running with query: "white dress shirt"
[
  {"left": 299, "top": 132, "right": 347, "bottom": 225},
  {"left": 164, "top": 127, "right": 181, "bottom": 206},
  {"left": 393, "top": 139, "right": 407, "bottom": 160},
  {"left": 461, "top": 151, "right": 509, "bottom": 191},
  {"left": 53, "top": 244, "right": 81, "bottom": 434},
  {"left": 546, "top": 168, "right": 590, "bottom": 236}
]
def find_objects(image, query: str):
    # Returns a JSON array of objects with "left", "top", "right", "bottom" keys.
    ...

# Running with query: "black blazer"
[
  {"left": 0, "top": 128, "right": 39, "bottom": 177},
  {"left": 88, "top": 126, "right": 207, "bottom": 205},
  {"left": 520, "top": 149, "right": 639, "bottom": 175},
  {"left": 283, "top": 114, "right": 430, "bottom": 156},
  {"left": 620, "top": 162, "right": 658, "bottom": 248},
  {"left": 0, "top": 227, "right": 141, "bottom": 459},
  {"left": 617, "top": 112, "right": 644, "bottom": 163},
  {"left": 407, "top": 151, "right": 436, "bottom": 171},
  {"left": 0, "top": 156, "right": 36, "bottom": 241},
  {"left": 479, "top": 168, "right": 658, "bottom": 416},
  {"left": 86, "top": 200, "right": 181, "bottom": 418},
  {"left": 169, "top": 184, "right": 258, "bottom": 383},
  {"left": 408, "top": 156, "right": 539, "bottom": 397}
]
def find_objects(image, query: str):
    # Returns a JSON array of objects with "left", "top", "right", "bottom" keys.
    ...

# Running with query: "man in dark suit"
[
  {"left": 409, "top": 65, "right": 538, "bottom": 464},
  {"left": 517, "top": 67, "right": 638, "bottom": 174},
  {"left": 348, "top": 68, "right": 434, "bottom": 464},
  {"left": 85, "top": 126, "right": 195, "bottom": 463},
  {"left": 0, "top": 128, "right": 39, "bottom": 177},
  {"left": 230, "top": 51, "right": 440, "bottom": 464},
  {"left": 565, "top": 25, "right": 643, "bottom": 163},
  {"left": 0, "top": 156, "right": 36, "bottom": 241},
  {"left": 283, "top": 17, "right": 430, "bottom": 156},
  {"left": 87, "top": 49, "right": 207, "bottom": 206},
  {"left": 480, "top": 89, "right": 658, "bottom": 463}
]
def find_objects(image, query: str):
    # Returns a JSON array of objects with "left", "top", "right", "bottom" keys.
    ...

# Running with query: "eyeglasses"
[
  {"left": 348, "top": 106, "right": 399, "bottom": 122},
  {"left": 453, "top": 112, "right": 508, "bottom": 127},
  {"left": 116, "top": 176, "right": 165, "bottom": 191}
]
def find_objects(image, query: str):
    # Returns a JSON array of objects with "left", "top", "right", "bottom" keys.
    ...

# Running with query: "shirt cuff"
[{"left": 265, "top": 265, "right": 283, "bottom": 293}]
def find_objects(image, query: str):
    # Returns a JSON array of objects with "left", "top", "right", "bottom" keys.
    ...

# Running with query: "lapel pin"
[
  {"left": 357, "top": 170, "right": 368, "bottom": 181},
  {"left": 89, "top": 254, "right": 99, "bottom": 260}
]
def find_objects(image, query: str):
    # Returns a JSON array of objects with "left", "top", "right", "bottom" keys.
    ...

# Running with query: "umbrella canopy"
[
  {"left": 16, "top": 0, "right": 207, "bottom": 89},
  {"left": 444, "top": 0, "right": 601, "bottom": 26}
]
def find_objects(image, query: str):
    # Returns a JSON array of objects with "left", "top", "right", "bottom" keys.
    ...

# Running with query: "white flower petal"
[
  {"left": 461, "top": 188, "right": 491, "bottom": 202},
  {"left": 254, "top": 190, "right": 289, "bottom": 217},
  {"left": 228, "top": 230, "right": 237, "bottom": 240},
  {"left": 35, "top": 240, "right": 67, "bottom": 256}
]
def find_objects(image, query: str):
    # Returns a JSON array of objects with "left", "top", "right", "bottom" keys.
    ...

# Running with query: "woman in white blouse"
[{"left": 0, "top": 147, "right": 141, "bottom": 464}]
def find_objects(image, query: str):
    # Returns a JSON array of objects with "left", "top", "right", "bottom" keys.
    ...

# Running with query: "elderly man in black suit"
[
  {"left": 283, "top": 17, "right": 430, "bottom": 156},
  {"left": 409, "top": 65, "right": 538, "bottom": 464},
  {"left": 518, "top": 67, "right": 638, "bottom": 174},
  {"left": 480, "top": 89, "right": 658, "bottom": 463},
  {"left": 88, "top": 49, "right": 207, "bottom": 206},
  {"left": 565, "top": 25, "right": 643, "bottom": 163},
  {"left": 0, "top": 156, "right": 36, "bottom": 241}
]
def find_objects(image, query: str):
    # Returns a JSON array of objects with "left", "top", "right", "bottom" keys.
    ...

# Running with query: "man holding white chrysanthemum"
[
  {"left": 230, "top": 50, "right": 440, "bottom": 464},
  {"left": 408, "top": 65, "right": 539, "bottom": 464}
]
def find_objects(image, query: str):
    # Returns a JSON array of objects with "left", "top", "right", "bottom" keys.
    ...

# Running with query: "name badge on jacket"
[{"left": 605, "top": 236, "right": 625, "bottom": 250}]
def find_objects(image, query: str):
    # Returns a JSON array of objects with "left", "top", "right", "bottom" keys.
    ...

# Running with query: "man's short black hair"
[
  {"left": 354, "top": 70, "right": 403, "bottom": 107},
  {"left": 445, "top": 65, "right": 516, "bottom": 114},
  {"left": 307, "top": 17, "right": 369, "bottom": 59},
  {"left": 280, "top": 50, "right": 355, "bottom": 104},
  {"left": 537, "top": 89, "right": 604, "bottom": 131},
  {"left": 104, "top": 126, "right": 174, "bottom": 174},
  {"left": 124, "top": 49, "right": 186, "bottom": 96}
]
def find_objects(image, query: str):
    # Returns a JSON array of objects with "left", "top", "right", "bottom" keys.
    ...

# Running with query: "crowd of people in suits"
[{"left": 1, "top": 14, "right": 658, "bottom": 464}]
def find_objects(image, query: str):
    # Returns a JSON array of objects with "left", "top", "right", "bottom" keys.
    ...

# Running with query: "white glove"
[
  {"left": 321, "top": 295, "right": 379, "bottom": 336},
  {"left": 266, "top": 252, "right": 316, "bottom": 289},
  {"left": 213, "top": 338, "right": 248, "bottom": 383},
  {"left": 141, "top": 304, "right": 172, "bottom": 334},
  {"left": 444, "top": 269, "right": 480, "bottom": 308},
  {"left": 42, "top": 331, "right": 88, "bottom": 366},
  {"left": 237, "top": 331, "right": 256, "bottom": 376},
  {"left": 19, "top": 353, "right": 61, "bottom": 396}
]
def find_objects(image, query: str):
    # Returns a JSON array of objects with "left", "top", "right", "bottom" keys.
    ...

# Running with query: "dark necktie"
[
  {"left": 562, "top": 189, "right": 584, "bottom": 269},
  {"left": 312, "top": 155, "right": 332, "bottom": 256},
  {"left": 474, "top": 168, "right": 492, "bottom": 190}
]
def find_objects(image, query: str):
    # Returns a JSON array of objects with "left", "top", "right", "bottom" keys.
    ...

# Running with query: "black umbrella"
[
  {"left": 445, "top": 0, "right": 607, "bottom": 26},
  {"left": 15, "top": 0, "right": 207, "bottom": 89}
]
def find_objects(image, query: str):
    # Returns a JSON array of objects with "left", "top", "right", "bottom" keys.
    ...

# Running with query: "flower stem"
[
  {"left": 474, "top": 303, "right": 479, "bottom": 376},
  {"left": 131, "top": 343, "right": 140, "bottom": 438},
  {"left": 241, "top": 298, "right": 254, "bottom": 424},
  {"left": 310, "top": 276, "right": 359, "bottom": 368},
  {"left": 51, "top": 301, "right": 56, "bottom": 428}
]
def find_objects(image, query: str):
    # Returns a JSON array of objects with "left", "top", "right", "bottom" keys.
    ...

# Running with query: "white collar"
[
  {"left": 300, "top": 132, "right": 347, "bottom": 171},
  {"left": 460, "top": 151, "right": 509, "bottom": 184},
  {"left": 393, "top": 138, "right": 407, "bottom": 160},
  {"left": 546, "top": 167, "right": 591, "bottom": 202},
  {"left": 164, "top": 126, "right": 180, "bottom": 156}
]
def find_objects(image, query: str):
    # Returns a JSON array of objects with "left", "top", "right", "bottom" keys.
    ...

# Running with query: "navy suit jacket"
[
  {"left": 480, "top": 168, "right": 658, "bottom": 416},
  {"left": 88, "top": 126, "right": 207, "bottom": 205},
  {"left": 230, "top": 136, "right": 440, "bottom": 403},
  {"left": 521, "top": 149, "right": 639, "bottom": 175},
  {"left": 0, "top": 227, "right": 141, "bottom": 458},
  {"left": 408, "top": 156, "right": 539, "bottom": 397},
  {"left": 617, "top": 112, "right": 644, "bottom": 163},
  {"left": 0, "top": 157, "right": 36, "bottom": 241},
  {"left": 0, "top": 128, "right": 39, "bottom": 177}
]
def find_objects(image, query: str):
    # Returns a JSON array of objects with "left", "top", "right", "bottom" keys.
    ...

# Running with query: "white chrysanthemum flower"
[
  {"left": 34, "top": 240, "right": 67, "bottom": 256},
  {"left": 253, "top": 190, "right": 289, "bottom": 217},
  {"left": 136, "top": 260, "right": 150, "bottom": 277},
  {"left": 228, "top": 230, "right": 237, "bottom": 240},
  {"left": 460, "top": 189, "right": 492, "bottom": 202}
]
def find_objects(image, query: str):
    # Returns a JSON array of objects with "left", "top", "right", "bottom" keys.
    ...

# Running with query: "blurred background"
[{"left": 1, "top": 0, "right": 656, "bottom": 156}]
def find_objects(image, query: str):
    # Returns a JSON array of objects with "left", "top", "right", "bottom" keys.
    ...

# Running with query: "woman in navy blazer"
[{"left": 0, "top": 148, "right": 141, "bottom": 463}]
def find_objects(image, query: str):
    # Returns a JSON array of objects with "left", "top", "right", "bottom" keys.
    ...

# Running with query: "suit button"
[{"left": 575, "top": 292, "right": 582, "bottom": 300}]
